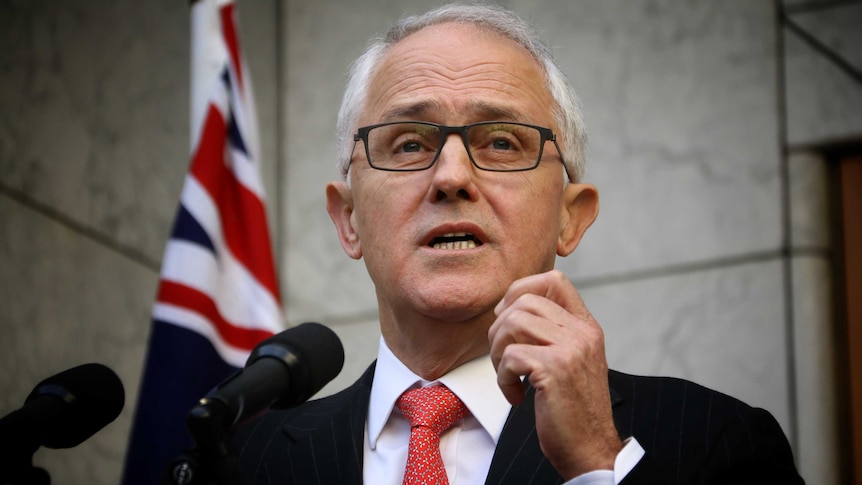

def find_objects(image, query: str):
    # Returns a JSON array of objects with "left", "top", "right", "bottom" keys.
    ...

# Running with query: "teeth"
[
  {"left": 432, "top": 240, "right": 477, "bottom": 250},
  {"left": 431, "top": 232, "right": 478, "bottom": 250}
]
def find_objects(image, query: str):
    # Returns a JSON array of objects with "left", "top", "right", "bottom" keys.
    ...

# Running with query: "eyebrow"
[
  {"left": 379, "top": 101, "right": 440, "bottom": 122},
  {"left": 378, "top": 100, "right": 525, "bottom": 124}
]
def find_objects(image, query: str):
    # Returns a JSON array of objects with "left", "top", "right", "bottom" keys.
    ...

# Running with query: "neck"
[{"left": 379, "top": 307, "right": 494, "bottom": 381}]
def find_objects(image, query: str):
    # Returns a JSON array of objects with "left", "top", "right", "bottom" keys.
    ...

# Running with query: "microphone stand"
[
  {"left": 161, "top": 399, "right": 243, "bottom": 485},
  {"left": 0, "top": 443, "right": 51, "bottom": 485},
  {"left": 0, "top": 411, "right": 51, "bottom": 485}
]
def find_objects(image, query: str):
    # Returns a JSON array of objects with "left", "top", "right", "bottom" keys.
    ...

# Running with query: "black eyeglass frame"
[{"left": 351, "top": 121, "right": 571, "bottom": 180}]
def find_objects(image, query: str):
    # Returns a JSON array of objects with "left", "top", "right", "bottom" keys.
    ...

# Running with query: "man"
[{"left": 233, "top": 4, "right": 803, "bottom": 484}]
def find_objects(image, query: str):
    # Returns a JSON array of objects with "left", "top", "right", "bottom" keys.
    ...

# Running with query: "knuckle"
[
  {"left": 548, "top": 269, "right": 568, "bottom": 285},
  {"left": 500, "top": 342, "right": 521, "bottom": 361}
]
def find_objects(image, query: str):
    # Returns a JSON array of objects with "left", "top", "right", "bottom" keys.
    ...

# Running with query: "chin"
[{"left": 414, "top": 290, "right": 497, "bottom": 324}]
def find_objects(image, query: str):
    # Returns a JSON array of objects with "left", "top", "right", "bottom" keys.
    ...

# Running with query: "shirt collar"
[{"left": 367, "top": 336, "right": 511, "bottom": 449}]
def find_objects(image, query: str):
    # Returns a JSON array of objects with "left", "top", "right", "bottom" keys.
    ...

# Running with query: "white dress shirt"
[{"left": 363, "top": 337, "right": 644, "bottom": 484}]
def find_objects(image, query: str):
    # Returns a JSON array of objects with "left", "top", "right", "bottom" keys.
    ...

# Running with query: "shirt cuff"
[{"left": 563, "top": 437, "right": 646, "bottom": 485}]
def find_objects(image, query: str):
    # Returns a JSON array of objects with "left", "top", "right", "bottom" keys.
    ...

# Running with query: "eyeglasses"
[{"left": 351, "top": 121, "right": 569, "bottom": 178}]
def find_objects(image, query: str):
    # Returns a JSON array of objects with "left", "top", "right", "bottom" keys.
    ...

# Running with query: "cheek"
[
  {"left": 496, "top": 184, "right": 563, "bottom": 254},
  {"left": 354, "top": 181, "right": 417, "bottom": 248}
]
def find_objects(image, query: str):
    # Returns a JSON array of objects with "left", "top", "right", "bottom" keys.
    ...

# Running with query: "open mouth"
[{"left": 429, "top": 232, "right": 483, "bottom": 250}]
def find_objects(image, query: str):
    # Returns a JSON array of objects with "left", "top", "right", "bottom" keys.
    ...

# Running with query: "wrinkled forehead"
[{"left": 360, "top": 23, "right": 556, "bottom": 129}]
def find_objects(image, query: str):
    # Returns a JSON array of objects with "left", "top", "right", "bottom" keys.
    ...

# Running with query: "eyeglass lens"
[{"left": 365, "top": 123, "right": 543, "bottom": 171}]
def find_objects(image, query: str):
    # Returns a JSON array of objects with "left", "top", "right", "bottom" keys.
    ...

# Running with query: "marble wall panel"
[
  {"left": 787, "top": 151, "right": 840, "bottom": 483},
  {"left": 784, "top": 0, "right": 841, "bottom": 7},
  {"left": 0, "top": 197, "right": 158, "bottom": 485},
  {"left": 791, "top": 255, "right": 839, "bottom": 484},
  {"left": 0, "top": 0, "right": 189, "bottom": 265},
  {"left": 316, "top": 317, "right": 382, "bottom": 398},
  {"left": 788, "top": 3, "right": 862, "bottom": 68},
  {"left": 519, "top": 0, "right": 783, "bottom": 280},
  {"left": 579, "top": 259, "right": 793, "bottom": 435},
  {"left": 789, "top": 151, "right": 831, "bottom": 250},
  {"left": 786, "top": 150, "right": 839, "bottom": 482},
  {"left": 784, "top": 3, "right": 862, "bottom": 146}
]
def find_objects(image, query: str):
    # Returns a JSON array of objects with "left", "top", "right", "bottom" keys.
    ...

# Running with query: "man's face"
[{"left": 328, "top": 23, "right": 596, "bottom": 325}]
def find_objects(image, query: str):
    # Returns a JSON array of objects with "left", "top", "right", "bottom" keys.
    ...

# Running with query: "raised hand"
[{"left": 489, "top": 270, "right": 622, "bottom": 479}]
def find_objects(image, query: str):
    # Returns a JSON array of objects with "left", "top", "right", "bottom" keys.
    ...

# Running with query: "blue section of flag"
[
  {"left": 227, "top": 111, "right": 246, "bottom": 156},
  {"left": 221, "top": 68, "right": 248, "bottom": 157},
  {"left": 122, "top": 321, "right": 237, "bottom": 485},
  {"left": 171, "top": 204, "right": 216, "bottom": 253}
]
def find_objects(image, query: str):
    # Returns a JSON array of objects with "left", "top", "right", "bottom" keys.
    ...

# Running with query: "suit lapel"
[
  {"left": 485, "top": 385, "right": 561, "bottom": 485},
  {"left": 486, "top": 376, "right": 626, "bottom": 485},
  {"left": 279, "top": 364, "right": 375, "bottom": 485}
]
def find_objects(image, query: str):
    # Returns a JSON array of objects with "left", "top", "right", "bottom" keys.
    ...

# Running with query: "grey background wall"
[{"left": 1, "top": 1, "right": 860, "bottom": 483}]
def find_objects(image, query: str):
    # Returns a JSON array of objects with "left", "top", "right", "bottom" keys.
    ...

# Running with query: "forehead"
[{"left": 362, "top": 23, "right": 556, "bottom": 128}]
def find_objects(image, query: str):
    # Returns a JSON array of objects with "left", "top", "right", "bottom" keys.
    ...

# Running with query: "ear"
[
  {"left": 326, "top": 181, "right": 362, "bottom": 260},
  {"left": 557, "top": 183, "right": 599, "bottom": 257}
]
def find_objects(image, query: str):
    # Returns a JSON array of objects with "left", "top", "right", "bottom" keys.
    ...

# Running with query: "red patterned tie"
[{"left": 396, "top": 385, "right": 469, "bottom": 485}]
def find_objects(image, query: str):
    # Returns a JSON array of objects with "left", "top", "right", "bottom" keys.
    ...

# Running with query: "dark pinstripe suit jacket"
[{"left": 232, "top": 364, "right": 803, "bottom": 484}]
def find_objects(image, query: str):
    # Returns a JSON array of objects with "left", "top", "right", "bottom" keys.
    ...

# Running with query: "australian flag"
[{"left": 122, "top": 1, "right": 283, "bottom": 483}]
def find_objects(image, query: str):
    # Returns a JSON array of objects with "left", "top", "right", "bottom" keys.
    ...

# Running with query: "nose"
[{"left": 429, "top": 133, "right": 479, "bottom": 202}]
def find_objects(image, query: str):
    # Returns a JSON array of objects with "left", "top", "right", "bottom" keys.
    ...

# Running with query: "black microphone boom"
[
  {"left": 0, "top": 363, "right": 125, "bottom": 449},
  {"left": 161, "top": 323, "right": 344, "bottom": 485},
  {"left": 0, "top": 363, "right": 125, "bottom": 484},
  {"left": 202, "top": 321, "right": 344, "bottom": 430}
]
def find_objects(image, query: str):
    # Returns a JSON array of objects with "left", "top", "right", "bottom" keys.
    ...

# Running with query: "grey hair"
[{"left": 336, "top": 3, "right": 587, "bottom": 182}]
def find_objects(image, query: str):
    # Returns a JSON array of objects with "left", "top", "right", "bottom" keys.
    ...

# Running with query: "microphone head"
[
  {"left": 25, "top": 363, "right": 125, "bottom": 449},
  {"left": 248, "top": 322, "right": 344, "bottom": 407}
]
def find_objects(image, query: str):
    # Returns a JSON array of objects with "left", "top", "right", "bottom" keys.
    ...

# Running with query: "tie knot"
[{"left": 396, "top": 385, "right": 468, "bottom": 435}]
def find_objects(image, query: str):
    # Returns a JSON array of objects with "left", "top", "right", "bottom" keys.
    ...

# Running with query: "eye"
[
  {"left": 400, "top": 141, "right": 422, "bottom": 153},
  {"left": 491, "top": 138, "right": 513, "bottom": 150}
]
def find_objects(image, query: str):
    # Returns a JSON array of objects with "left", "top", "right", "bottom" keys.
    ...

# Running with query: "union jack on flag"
[{"left": 122, "top": 1, "right": 282, "bottom": 483}]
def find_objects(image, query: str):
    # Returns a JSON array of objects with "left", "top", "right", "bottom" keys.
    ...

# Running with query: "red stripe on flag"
[
  {"left": 190, "top": 104, "right": 281, "bottom": 301},
  {"left": 157, "top": 280, "right": 272, "bottom": 351},
  {"left": 220, "top": 4, "right": 244, "bottom": 92}
]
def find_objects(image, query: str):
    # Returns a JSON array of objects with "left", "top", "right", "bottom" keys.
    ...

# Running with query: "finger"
[
  {"left": 489, "top": 302, "right": 567, "bottom": 369},
  {"left": 488, "top": 295, "right": 561, "bottom": 350},
  {"left": 495, "top": 270, "right": 590, "bottom": 320},
  {"left": 495, "top": 342, "right": 544, "bottom": 405},
  {"left": 490, "top": 292, "right": 595, "bottom": 360},
  {"left": 490, "top": 302, "right": 608, "bottom": 395}
]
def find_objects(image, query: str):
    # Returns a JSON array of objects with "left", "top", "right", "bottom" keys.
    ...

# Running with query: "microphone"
[
  {"left": 0, "top": 363, "right": 125, "bottom": 449},
  {"left": 161, "top": 323, "right": 343, "bottom": 485},
  {"left": 0, "top": 363, "right": 125, "bottom": 484},
  {"left": 200, "top": 321, "right": 344, "bottom": 430}
]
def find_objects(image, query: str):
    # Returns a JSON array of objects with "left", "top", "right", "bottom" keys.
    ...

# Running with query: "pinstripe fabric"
[
  {"left": 609, "top": 372, "right": 803, "bottom": 484},
  {"left": 233, "top": 365, "right": 372, "bottom": 485},
  {"left": 232, "top": 365, "right": 803, "bottom": 484}
]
